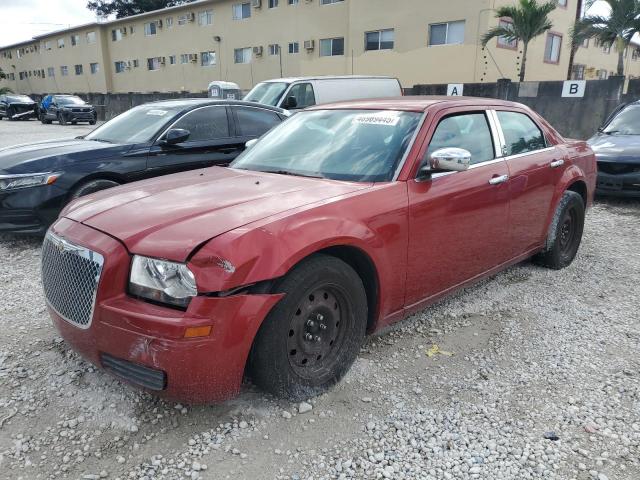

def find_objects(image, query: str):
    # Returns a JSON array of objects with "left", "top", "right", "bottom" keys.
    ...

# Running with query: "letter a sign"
[
  {"left": 561, "top": 80, "right": 586, "bottom": 98},
  {"left": 447, "top": 84, "right": 464, "bottom": 96}
]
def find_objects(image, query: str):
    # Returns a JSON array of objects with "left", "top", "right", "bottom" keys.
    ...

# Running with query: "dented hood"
[{"left": 63, "top": 166, "right": 370, "bottom": 261}]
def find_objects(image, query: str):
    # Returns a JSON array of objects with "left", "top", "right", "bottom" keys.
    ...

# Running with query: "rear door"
[
  {"left": 405, "top": 108, "right": 511, "bottom": 307},
  {"left": 147, "top": 105, "right": 237, "bottom": 174},
  {"left": 231, "top": 105, "right": 284, "bottom": 144},
  {"left": 493, "top": 109, "right": 564, "bottom": 256}
]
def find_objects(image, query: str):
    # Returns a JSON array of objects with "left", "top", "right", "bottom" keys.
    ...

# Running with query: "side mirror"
[
  {"left": 283, "top": 96, "right": 298, "bottom": 109},
  {"left": 245, "top": 138, "right": 258, "bottom": 150},
  {"left": 427, "top": 147, "right": 471, "bottom": 172},
  {"left": 163, "top": 128, "right": 190, "bottom": 145}
]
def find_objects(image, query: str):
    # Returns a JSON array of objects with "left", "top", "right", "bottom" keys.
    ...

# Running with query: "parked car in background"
[
  {"left": 40, "top": 95, "right": 97, "bottom": 125},
  {"left": 588, "top": 101, "right": 640, "bottom": 197},
  {"left": 0, "top": 99, "right": 289, "bottom": 234},
  {"left": 0, "top": 94, "right": 38, "bottom": 121},
  {"left": 41, "top": 97, "right": 595, "bottom": 403},
  {"left": 208, "top": 81, "right": 242, "bottom": 100},
  {"left": 244, "top": 76, "right": 402, "bottom": 112}
]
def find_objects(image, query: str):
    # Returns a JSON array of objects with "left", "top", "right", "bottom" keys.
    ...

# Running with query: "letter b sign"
[{"left": 562, "top": 80, "right": 586, "bottom": 98}]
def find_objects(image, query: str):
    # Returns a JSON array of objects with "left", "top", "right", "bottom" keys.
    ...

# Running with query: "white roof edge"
[{"left": 260, "top": 75, "right": 399, "bottom": 83}]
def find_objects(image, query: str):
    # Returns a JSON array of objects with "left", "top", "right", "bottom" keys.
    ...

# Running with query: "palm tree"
[
  {"left": 573, "top": 0, "right": 640, "bottom": 77},
  {"left": 482, "top": 0, "right": 557, "bottom": 82}
]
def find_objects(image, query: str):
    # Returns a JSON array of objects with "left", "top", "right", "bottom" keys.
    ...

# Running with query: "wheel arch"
[
  {"left": 67, "top": 172, "right": 127, "bottom": 199},
  {"left": 566, "top": 179, "right": 588, "bottom": 207}
]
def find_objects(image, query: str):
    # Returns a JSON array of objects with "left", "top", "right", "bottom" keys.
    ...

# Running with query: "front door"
[
  {"left": 147, "top": 105, "right": 241, "bottom": 175},
  {"left": 405, "top": 109, "right": 511, "bottom": 308}
]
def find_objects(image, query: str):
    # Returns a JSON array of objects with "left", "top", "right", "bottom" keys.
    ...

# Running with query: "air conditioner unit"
[
  {"left": 157, "top": 19, "right": 163, "bottom": 28},
  {"left": 253, "top": 46, "right": 263, "bottom": 56},
  {"left": 188, "top": 12, "right": 196, "bottom": 22},
  {"left": 189, "top": 53, "right": 198, "bottom": 62},
  {"left": 252, "top": 0, "right": 262, "bottom": 8},
  {"left": 159, "top": 56, "right": 166, "bottom": 65},
  {"left": 304, "top": 39, "right": 315, "bottom": 51}
]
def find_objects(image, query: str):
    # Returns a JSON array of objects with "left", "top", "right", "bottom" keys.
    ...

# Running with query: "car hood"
[
  {"left": 7, "top": 101, "right": 35, "bottom": 106},
  {"left": 0, "top": 139, "right": 130, "bottom": 174},
  {"left": 587, "top": 133, "right": 640, "bottom": 163},
  {"left": 64, "top": 167, "right": 371, "bottom": 262}
]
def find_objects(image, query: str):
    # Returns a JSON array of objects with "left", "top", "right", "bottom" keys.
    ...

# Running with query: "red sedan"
[{"left": 41, "top": 97, "right": 596, "bottom": 403}]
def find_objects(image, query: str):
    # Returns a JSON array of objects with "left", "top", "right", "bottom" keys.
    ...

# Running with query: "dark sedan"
[
  {"left": 40, "top": 95, "right": 97, "bottom": 125},
  {"left": 0, "top": 99, "right": 289, "bottom": 234},
  {"left": 0, "top": 94, "right": 38, "bottom": 121},
  {"left": 588, "top": 101, "right": 640, "bottom": 197}
]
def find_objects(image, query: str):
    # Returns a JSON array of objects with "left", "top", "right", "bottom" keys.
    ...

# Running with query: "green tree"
[
  {"left": 573, "top": 0, "right": 640, "bottom": 77},
  {"left": 481, "top": 0, "right": 557, "bottom": 82},
  {"left": 87, "top": 0, "right": 195, "bottom": 19}
]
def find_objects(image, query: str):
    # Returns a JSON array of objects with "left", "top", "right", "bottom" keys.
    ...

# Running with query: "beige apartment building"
[{"left": 1, "top": 0, "right": 639, "bottom": 95}]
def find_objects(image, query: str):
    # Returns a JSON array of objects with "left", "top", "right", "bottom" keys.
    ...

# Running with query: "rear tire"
[
  {"left": 70, "top": 179, "right": 120, "bottom": 200},
  {"left": 534, "top": 190, "right": 585, "bottom": 270},
  {"left": 7, "top": 107, "right": 15, "bottom": 121},
  {"left": 248, "top": 254, "right": 368, "bottom": 400}
]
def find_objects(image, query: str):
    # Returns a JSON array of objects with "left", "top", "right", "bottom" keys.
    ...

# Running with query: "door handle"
[
  {"left": 550, "top": 159, "right": 565, "bottom": 168},
  {"left": 489, "top": 174, "right": 509, "bottom": 185}
]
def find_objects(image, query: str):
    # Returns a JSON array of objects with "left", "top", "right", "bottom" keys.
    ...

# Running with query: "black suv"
[
  {"left": 0, "top": 94, "right": 38, "bottom": 120},
  {"left": 40, "top": 95, "right": 97, "bottom": 125}
]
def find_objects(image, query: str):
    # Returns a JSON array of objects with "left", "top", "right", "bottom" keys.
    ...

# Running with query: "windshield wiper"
[
  {"left": 261, "top": 169, "right": 323, "bottom": 179},
  {"left": 601, "top": 129, "right": 619, "bottom": 135}
]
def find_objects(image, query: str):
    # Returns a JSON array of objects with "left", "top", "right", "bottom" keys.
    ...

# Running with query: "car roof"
[
  {"left": 144, "top": 98, "right": 289, "bottom": 114},
  {"left": 310, "top": 96, "right": 524, "bottom": 113},
  {"left": 260, "top": 75, "right": 397, "bottom": 84}
]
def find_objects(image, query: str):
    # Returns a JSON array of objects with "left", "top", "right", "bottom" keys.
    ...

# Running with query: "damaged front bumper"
[
  {"left": 596, "top": 161, "right": 640, "bottom": 197},
  {"left": 46, "top": 218, "right": 283, "bottom": 403}
]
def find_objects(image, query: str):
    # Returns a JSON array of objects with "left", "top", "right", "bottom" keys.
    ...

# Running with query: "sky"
[{"left": 0, "top": 0, "right": 613, "bottom": 49}]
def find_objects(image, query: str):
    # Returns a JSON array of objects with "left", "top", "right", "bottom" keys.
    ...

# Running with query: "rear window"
[{"left": 497, "top": 111, "right": 546, "bottom": 156}]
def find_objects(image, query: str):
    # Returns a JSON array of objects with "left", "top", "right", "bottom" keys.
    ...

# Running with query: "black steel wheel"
[
  {"left": 248, "top": 254, "right": 368, "bottom": 400},
  {"left": 534, "top": 190, "right": 585, "bottom": 270}
]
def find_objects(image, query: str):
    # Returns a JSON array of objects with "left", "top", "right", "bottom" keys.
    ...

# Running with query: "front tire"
[
  {"left": 248, "top": 254, "right": 368, "bottom": 400},
  {"left": 70, "top": 179, "right": 120, "bottom": 200},
  {"left": 534, "top": 190, "right": 585, "bottom": 270}
]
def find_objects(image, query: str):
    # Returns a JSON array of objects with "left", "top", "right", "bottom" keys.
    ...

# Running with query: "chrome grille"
[{"left": 41, "top": 232, "right": 104, "bottom": 328}]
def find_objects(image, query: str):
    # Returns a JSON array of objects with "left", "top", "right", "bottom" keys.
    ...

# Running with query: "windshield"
[
  {"left": 244, "top": 82, "right": 289, "bottom": 106},
  {"left": 603, "top": 104, "right": 640, "bottom": 135},
  {"left": 56, "top": 96, "right": 86, "bottom": 106},
  {"left": 7, "top": 95, "right": 33, "bottom": 103},
  {"left": 85, "top": 104, "right": 182, "bottom": 144},
  {"left": 231, "top": 109, "right": 422, "bottom": 182}
]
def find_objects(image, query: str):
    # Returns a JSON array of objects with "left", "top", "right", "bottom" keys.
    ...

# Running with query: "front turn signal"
[{"left": 184, "top": 325, "right": 212, "bottom": 338}]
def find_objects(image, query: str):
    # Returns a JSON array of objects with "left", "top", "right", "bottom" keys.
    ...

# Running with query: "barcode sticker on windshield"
[
  {"left": 353, "top": 112, "right": 400, "bottom": 126},
  {"left": 147, "top": 109, "right": 168, "bottom": 116}
]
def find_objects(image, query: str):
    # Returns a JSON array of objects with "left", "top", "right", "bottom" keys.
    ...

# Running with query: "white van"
[{"left": 243, "top": 76, "right": 402, "bottom": 111}]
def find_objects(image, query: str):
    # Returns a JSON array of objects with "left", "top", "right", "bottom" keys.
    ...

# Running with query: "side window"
[
  {"left": 283, "top": 82, "right": 316, "bottom": 109},
  {"left": 172, "top": 106, "right": 230, "bottom": 142},
  {"left": 427, "top": 112, "right": 495, "bottom": 165},
  {"left": 234, "top": 106, "right": 282, "bottom": 137},
  {"left": 497, "top": 111, "right": 546, "bottom": 156}
]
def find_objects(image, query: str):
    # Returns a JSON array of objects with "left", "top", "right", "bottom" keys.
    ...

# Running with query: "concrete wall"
[{"left": 411, "top": 77, "right": 640, "bottom": 140}]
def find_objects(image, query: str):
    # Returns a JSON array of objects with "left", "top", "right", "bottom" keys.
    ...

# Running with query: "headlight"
[
  {"left": 0, "top": 172, "right": 61, "bottom": 191},
  {"left": 129, "top": 255, "right": 197, "bottom": 308}
]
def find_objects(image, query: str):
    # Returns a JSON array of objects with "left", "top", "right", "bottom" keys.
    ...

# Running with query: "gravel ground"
[{"left": 0, "top": 123, "right": 639, "bottom": 480}]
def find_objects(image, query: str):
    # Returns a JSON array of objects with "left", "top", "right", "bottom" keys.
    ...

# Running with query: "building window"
[
  {"left": 47, "top": 67, "right": 55, "bottom": 77},
  {"left": 144, "top": 22, "right": 157, "bottom": 36},
  {"left": 169, "top": 54, "right": 177, "bottom": 64},
  {"left": 288, "top": 0, "right": 299, "bottom": 4},
  {"left": 199, "top": 9, "right": 213, "bottom": 25},
  {"left": 544, "top": 32, "right": 562, "bottom": 63},
  {"left": 7, "top": 73, "right": 14, "bottom": 80},
  {"left": 581, "top": 38, "right": 589, "bottom": 48},
  {"left": 75, "top": 64, "right": 83, "bottom": 75},
  {"left": 130, "top": 25, "right": 135, "bottom": 34},
  {"left": 571, "top": 64, "right": 585, "bottom": 80},
  {"left": 201, "top": 51, "right": 217, "bottom": 66},
  {"left": 86, "top": 31, "right": 96, "bottom": 44},
  {"left": 112, "top": 29, "right": 123, "bottom": 41},
  {"left": 597, "top": 69, "right": 607, "bottom": 80},
  {"left": 268, "top": 0, "right": 278, "bottom": 7},
  {"left": 320, "top": 37, "right": 345, "bottom": 56},
  {"left": 497, "top": 19, "right": 517, "bottom": 49},
  {"left": 268, "top": 44, "right": 280, "bottom": 55},
  {"left": 71, "top": 34, "right": 79, "bottom": 46},
  {"left": 147, "top": 57, "right": 161, "bottom": 70},
  {"left": 166, "top": 17, "right": 173, "bottom": 27},
  {"left": 57, "top": 38, "right": 65, "bottom": 48},
  {"left": 633, "top": 49, "right": 639, "bottom": 60},
  {"left": 60, "top": 65, "right": 69, "bottom": 76},
  {"left": 288, "top": 42, "right": 299, "bottom": 54},
  {"left": 178, "top": 14, "right": 189, "bottom": 25},
  {"left": 429, "top": 20, "right": 465, "bottom": 46},
  {"left": 132, "top": 59, "right": 139, "bottom": 68},
  {"left": 557, "top": 0, "right": 567, "bottom": 7},
  {"left": 320, "top": 0, "right": 343, "bottom": 4},
  {"left": 365, "top": 29, "right": 394, "bottom": 51},
  {"left": 90, "top": 63, "right": 99, "bottom": 74},
  {"left": 44, "top": 41, "right": 52, "bottom": 51},
  {"left": 233, "top": 3, "right": 251, "bottom": 19},
  {"left": 602, "top": 43, "right": 611, "bottom": 54},
  {"left": 180, "top": 53, "right": 189, "bottom": 64},
  {"left": 115, "top": 61, "right": 126, "bottom": 73},
  {"left": 234, "top": 47, "right": 252, "bottom": 63}
]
